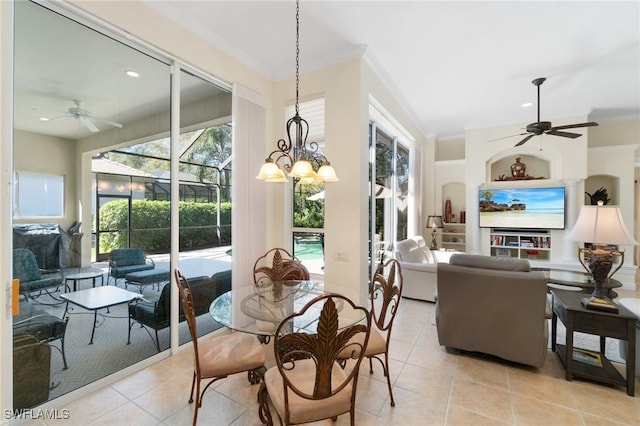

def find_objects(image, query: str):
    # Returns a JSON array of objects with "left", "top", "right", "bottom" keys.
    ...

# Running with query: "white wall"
[
  {"left": 13, "top": 130, "right": 77, "bottom": 230},
  {"left": 436, "top": 137, "right": 465, "bottom": 161}
]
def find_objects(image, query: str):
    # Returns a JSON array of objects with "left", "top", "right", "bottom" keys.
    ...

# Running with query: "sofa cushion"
[
  {"left": 20, "top": 277, "right": 62, "bottom": 293},
  {"left": 14, "top": 305, "right": 67, "bottom": 342},
  {"left": 111, "top": 264, "right": 155, "bottom": 278},
  {"left": 449, "top": 253, "right": 530, "bottom": 272}
]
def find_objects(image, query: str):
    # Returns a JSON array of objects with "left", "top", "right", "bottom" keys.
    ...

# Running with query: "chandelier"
[{"left": 256, "top": 0, "right": 338, "bottom": 184}]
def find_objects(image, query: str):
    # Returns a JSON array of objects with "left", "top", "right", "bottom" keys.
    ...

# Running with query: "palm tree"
[{"left": 480, "top": 190, "right": 494, "bottom": 202}]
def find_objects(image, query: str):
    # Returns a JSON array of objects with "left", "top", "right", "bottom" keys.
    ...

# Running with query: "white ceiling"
[{"left": 148, "top": 0, "right": 640, "bottom": 141}]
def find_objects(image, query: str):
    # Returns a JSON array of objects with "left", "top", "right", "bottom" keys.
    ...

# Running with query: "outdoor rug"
[{"left": 22, "top": 284, "right": 222, "bottom": 401}]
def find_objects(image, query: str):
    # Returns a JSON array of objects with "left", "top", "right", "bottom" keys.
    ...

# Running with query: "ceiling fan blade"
[
  {"left": 549, "top": 122, "right": 599, "bottom": 131},
  {"left": 486, "top": 132, "right": 529, "bottom": 143},
  {"left": 45, "top": 114, "right": 72, "bottom": 123},
  {"left": 80, "top": 117, "right": 99, "bottom": 132},
  {"left": 90, "top": 116, "right": 123, "bottom": 128},
  {"left": 514, "top": 134, "right": 535, "bottom": 147},
  {"left": 546, "top": 130, "right": 582, "bottom": 139}
]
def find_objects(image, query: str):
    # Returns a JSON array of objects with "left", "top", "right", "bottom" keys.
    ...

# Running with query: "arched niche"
[
  {"left": 442, "top": 181, "right": 466, "bottom": 222},
  {"left": 584, "top": 174, "right": 619, "bottom": 205},
  {"left": 487, "top": 154, "right": 551, "bottom": 182}
]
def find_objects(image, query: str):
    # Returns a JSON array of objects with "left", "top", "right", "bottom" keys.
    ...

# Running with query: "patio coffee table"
[{"left": 60, "top": 286, "right": 142, "bottom": 344}]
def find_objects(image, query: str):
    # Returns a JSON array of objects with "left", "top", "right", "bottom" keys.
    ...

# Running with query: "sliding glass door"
[
  {"left": 369, "top": 122, "right": 411, "bottom": 279},
  {"left": 12, "top": 0, "right": 232, "bottom": 408}
]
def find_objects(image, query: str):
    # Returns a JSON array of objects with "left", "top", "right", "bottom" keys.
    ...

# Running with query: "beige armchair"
[
  {"left": 436, "top": 254, "right": 549, "bottom": 368},
  {"left": 395, "top": 236, "right": 454, "bottom": 302}
]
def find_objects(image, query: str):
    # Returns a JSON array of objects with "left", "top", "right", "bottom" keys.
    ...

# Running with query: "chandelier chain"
[
  {"left": 255, "top": 0, "right": 338, "bottom": 183},
  {"left": 295, "top": 0, "right": 300, "bottom": 115}
]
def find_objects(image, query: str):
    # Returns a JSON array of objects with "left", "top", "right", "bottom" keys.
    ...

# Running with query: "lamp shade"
[
  {"left": 289, "top": 160, "right": 314, "bottom": 178},
  {"left": 426, "top": 215, "right": 444, "bottom": 229},
  {"left": 256, "top": 161, "right": 281, "bottom": 180},
  {"left": 298, "top": 171, "right": 322, "bottom": 185},
  {"left": 566, "top": 204, "right": 638, "bottom": 246},
  {"left": 317, "top": 163, "right": 339, "bottom": 182},
  {"left": 264, "top": 168, "right": 288, "bottom": 183}
]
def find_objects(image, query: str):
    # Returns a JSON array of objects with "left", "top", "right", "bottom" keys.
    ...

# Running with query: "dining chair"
[
  {"left": 258, "top": 293, "right": 371, "bottom": 426},
  {"left": 174, "top": 269, "right": 266, "bottom": 426},
  {"left": 253, "top": 248, "right": 310, "bottom": 288},
  {"left": 340, "top": 258, "right": 403, "bottom": 406}
]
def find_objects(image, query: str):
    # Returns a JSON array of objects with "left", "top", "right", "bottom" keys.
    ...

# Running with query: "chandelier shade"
[{"left": 256, "top": 0, "right": 338, "bottom": 184}]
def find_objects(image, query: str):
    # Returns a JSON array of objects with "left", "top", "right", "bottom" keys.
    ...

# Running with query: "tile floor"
[{"left": 27, "top": 287, "right": 640, "bottom": 426}]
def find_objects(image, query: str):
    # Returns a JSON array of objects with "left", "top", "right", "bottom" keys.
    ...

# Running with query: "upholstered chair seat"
[
  {"left": 175, "top": 269, "right": 265, "bottom": 426},
  {"left": 338, "top": 259, "right": 403, "bottom": 406},
  {"left": 198, "top": 333, "right": 265, "bottom": 378},
  {"left": 263, "top": 359, "right": 352, "bottom": 424},
  {"left": 258, "top": 294, "right": 371, "bottom": 425}
]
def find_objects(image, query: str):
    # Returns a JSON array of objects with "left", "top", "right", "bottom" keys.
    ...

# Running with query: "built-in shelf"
[
  {"left": 490, "top": 229, "right": 551, "bottom": 261},
  {"left": 442, "top": 223, "right": 466, "bottom": 251},
  {"left": 489, "top": 155, "right": 550, "bottom": 182}
]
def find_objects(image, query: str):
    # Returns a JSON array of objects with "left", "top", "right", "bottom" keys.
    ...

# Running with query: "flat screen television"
[{"left": 479, "top": 187, "right": 565, "bottom": 229}]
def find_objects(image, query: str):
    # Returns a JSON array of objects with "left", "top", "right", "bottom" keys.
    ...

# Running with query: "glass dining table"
[{"left": 209, "top": 280, "right": 369, "bottom": 341}]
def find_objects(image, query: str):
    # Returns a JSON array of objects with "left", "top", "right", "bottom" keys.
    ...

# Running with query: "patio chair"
[
  {"left": 14, "top": 302, "right": 69, "bottom": 369},
  {"left": 107, "top": 248, "right": 155, "bottom": 285},
  {"left": 253, "top": 248, "right": 309, "bottom": 288},
  {"left": 340, "top": 258, "right": 403, "bottom": 406},
  {"left": 258, "top": 293, "right": 371, "bottom": 426},
  {"left": 175, "top": 269, "right": 265, "bottom": 426},
  {"left": 13, "top": 248, "right": 67, "bottom": 304}
]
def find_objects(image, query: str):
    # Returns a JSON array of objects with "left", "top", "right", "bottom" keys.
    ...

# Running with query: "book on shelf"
[{"left": 572, "top": 348, "right": 603, "bottom": 367}]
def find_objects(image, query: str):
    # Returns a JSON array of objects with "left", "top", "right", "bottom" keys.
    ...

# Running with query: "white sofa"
[{"left": 395, "top": 236, "right": 454, "bottom": 302}]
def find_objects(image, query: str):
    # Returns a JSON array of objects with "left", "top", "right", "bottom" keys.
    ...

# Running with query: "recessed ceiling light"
[
  {"left": 125, "top": 70, "right": 139, "bottom": 78},
  {"left": 39, "top": 117, "right": 49, "bottom": 121},
  {"left": 521, "top": 102, "right": 533, "bottom": 108}
]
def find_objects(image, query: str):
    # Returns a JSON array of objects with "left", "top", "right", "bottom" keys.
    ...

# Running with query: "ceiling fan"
[
  {"left": 495, "top": 77, "right": 598, "bottom": 147},
  {"left": 45, "top": 99, "right": 123, "bottom": 133}
]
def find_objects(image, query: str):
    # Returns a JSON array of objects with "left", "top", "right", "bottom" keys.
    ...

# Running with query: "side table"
[
  {"left": 536, "top": 268, "right": 623, "bottom": 299},
  {"left": 551, "top": 289, "right": 636, "bottom": 396},
  {"left": 65, "top": 269, "right": 105, "bottom": 291}
]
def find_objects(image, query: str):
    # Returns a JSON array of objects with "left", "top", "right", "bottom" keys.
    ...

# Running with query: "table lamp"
[
  {"left": 426, "top": 215, "right": 444, "bottom": 250},
  {"left": 566, "top": 202, "right": 638, "bottom": 312}
]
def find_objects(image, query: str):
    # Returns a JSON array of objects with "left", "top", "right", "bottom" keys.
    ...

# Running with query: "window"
[
  {"left": 14, "top": 171, "right": 64, "bottom": 217},
  {"left": 289, "top": 98, "right": 326, "bottom": 274}
]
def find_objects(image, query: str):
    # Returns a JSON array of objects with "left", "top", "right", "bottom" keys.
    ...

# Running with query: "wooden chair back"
[
  {"left": 371, "top": 258, "right": 403, "bottom": 334},
  {"left": 174, "top": 269, "right": 201, "bottom": 374}
]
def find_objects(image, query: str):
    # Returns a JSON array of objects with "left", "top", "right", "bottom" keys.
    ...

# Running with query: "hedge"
[{"left": 99, "top": 199, "right": 231, "bottom": 253}]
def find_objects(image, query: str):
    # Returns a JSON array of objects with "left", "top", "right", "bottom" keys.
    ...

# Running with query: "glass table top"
[{"left": 209, "top": 280, "right": 368, "bottom": 336}]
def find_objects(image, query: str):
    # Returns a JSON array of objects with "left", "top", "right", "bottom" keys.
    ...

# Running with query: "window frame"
[{"left": 13, "top": 170, "right": 65, "bottom": 218}]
